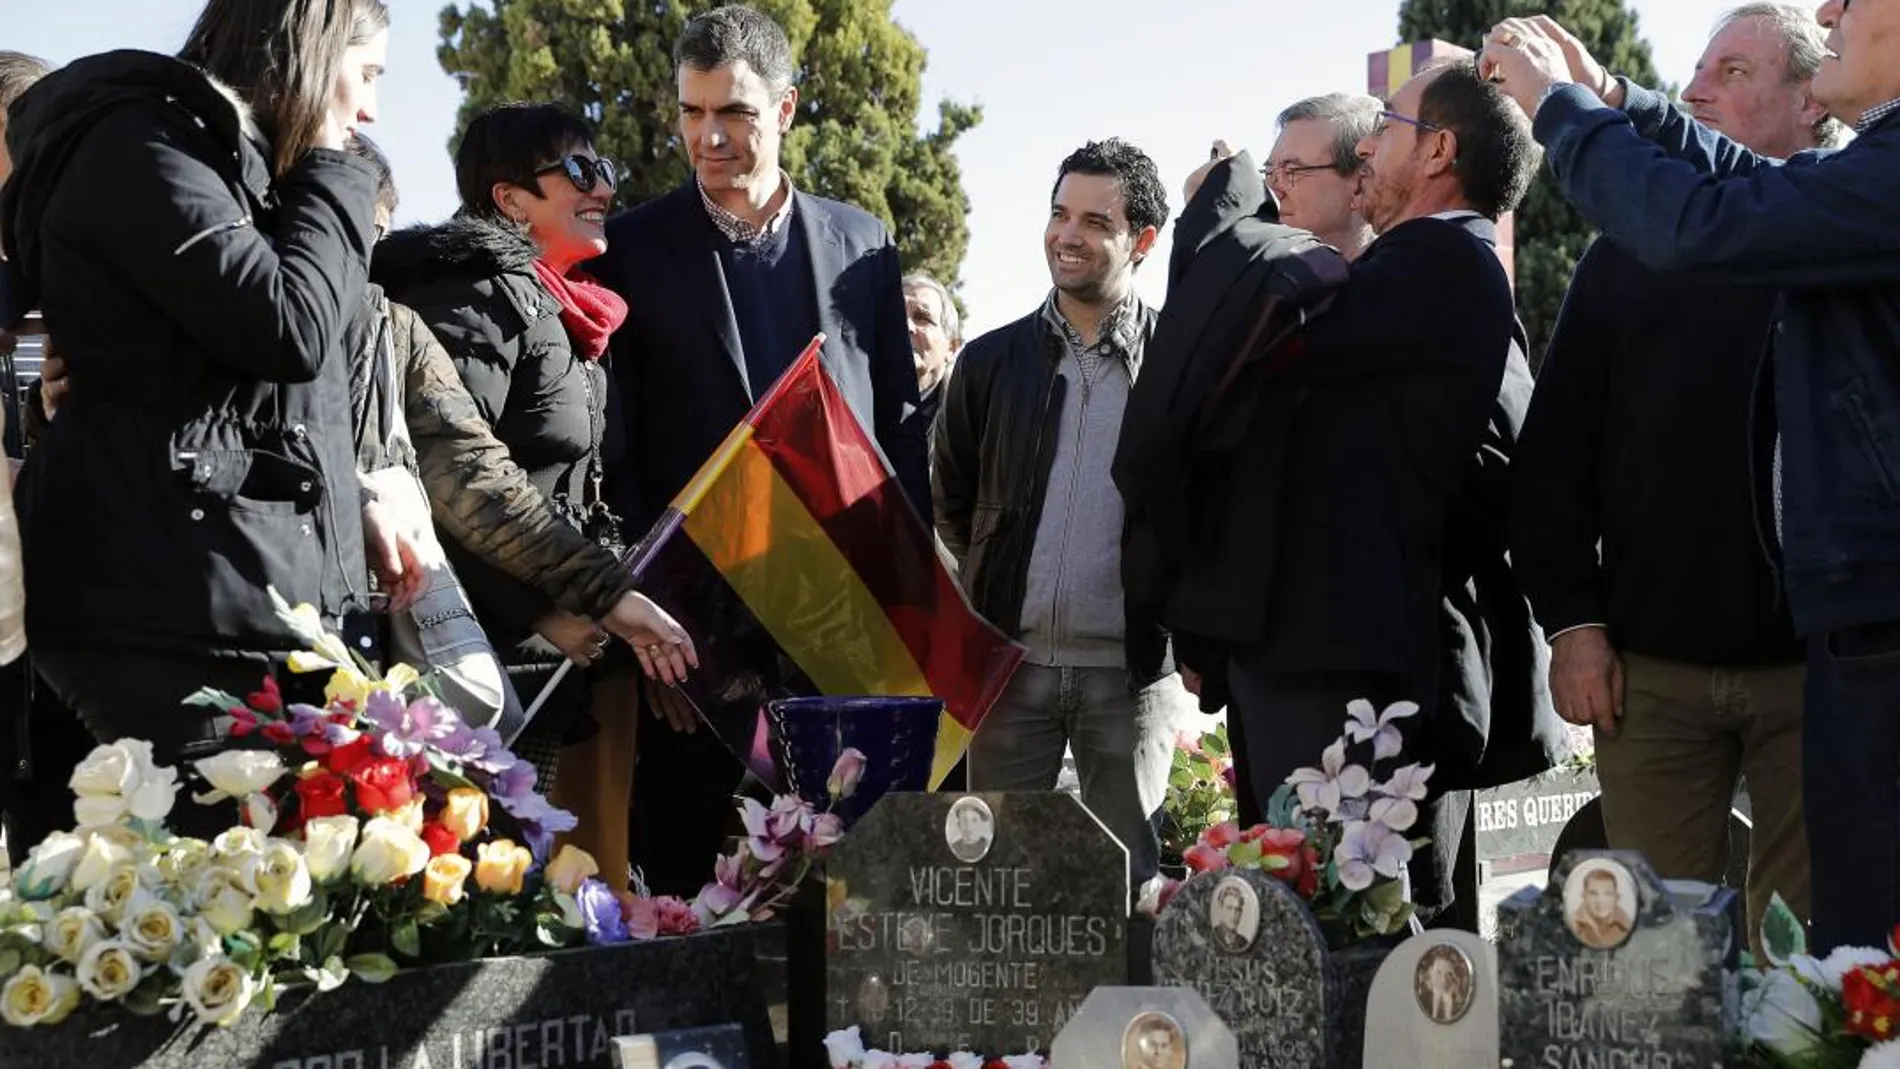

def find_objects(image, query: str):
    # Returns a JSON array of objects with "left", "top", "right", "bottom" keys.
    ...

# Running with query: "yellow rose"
[
  {"left": 349, "top": 817, "right": 430, "bottom": 887},
  {"left": 44, "top": 907, "right": 106, "bottom": 966},
  {"left": 441, "top": 788, "right": 490, "bottom": 843},
  {"left": 68, "top": 832, "right": 133, "bottom": 894},
  {"left": 181, "top": 954, "right": 255, "bottom": 1026},
  {"left": 82, "top": 863, "right": 144, "bottom": 926},
  {"left": 323, "top": 666, "right": 374, "bottom": 709},
  {"left": 544, "top": 844, "right": 599, "bottom": 895},
  {"left": 123, "top": 894, "right": 183, "bottom": 963},
  {"left": 75, "top": 939, "right": 142, "bottom": 1002},
  {"left": 421, "top": 855, "right": 472, "bottom": 907},
  {"left": 302, "top": 816, "right": 360, "bottom": 884},
  {"left": 0, "top": 965, "right": 80, "bottom": 1027},
  {"left": 473, "top": 840, "right": 533, "bottom": 895},
  {"left": 245, "top": 841, "right": 312, "bottom": 915},
  {"left": 194, "top": 867, "right": 256, "bottom": 936}
]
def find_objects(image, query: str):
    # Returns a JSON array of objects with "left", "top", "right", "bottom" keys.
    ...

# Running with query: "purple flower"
[
  {"left": 693, "top": 849, "right": 748, "bottom": 922},
  {"left": 367, "top": 692, "right": 457, "bottom": 759},
  {"left": 489, "top": 759, "right": 537, "bottom": 802},
  {"left": 439, "top": 724, "right": 515, "bottom": 774},
  {"left": 827, "top": 748, "right": 867, "bottom": 799},
  {"left": 575, "top": 878, "right": 628, "bottom": 945},
  {"left": 809, "top": 812, "right": 844, "bottom": 850},
  {"left": 740, "top": 799, "right": 787, "bottom": 863},
  {"left": 286, "top": 704, "right": 330, "bottom": 738}
]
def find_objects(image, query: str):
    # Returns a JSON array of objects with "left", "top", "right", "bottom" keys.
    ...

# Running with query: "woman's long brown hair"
[{"left": 179, "top": 0, "right": 390, "bottom": 179}]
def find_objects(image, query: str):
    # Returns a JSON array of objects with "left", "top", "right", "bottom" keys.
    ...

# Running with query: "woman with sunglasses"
[{"left": 372, "top": 103, "right": 687, "bottom": 814}]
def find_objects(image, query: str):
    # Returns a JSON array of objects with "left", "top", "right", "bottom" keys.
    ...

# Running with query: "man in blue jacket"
[{"left": 1480, "top": 1, "right": 1900, "bottom": 953}]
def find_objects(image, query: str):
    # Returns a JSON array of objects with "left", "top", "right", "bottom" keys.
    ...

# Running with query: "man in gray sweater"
[{"left": 933, "top": 139, "right": 1190, "bottom": 894}]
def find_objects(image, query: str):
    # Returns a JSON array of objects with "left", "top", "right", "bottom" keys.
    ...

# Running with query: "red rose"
[
  {"left": 295, "top": 772, "right": 348, "bottom": 821},
  {"left": 349, "top": 758, "right": 415, "bottom": 814},
  {"left": 420, "top": 821, "right": 461, "bottom": 858},
  {"left": 261, "top": 721, "right": 295, "bottom": 745},
  {"left": 1844, "top": 964, "right": 1900, "bottom": 1041},
  {"left": 1203, "top": 822, "right": 1241, "bottom": 849},
  {"left": 326, "top": 736, "right": 376, "bottom": 776},
  {"left": 247, "top": 676, "right": 284, "bottom": 714}
]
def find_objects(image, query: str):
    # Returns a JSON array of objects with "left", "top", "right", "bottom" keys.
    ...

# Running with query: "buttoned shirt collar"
[{"left": 697, "top": 170, "right": 796, "bottom": 244}]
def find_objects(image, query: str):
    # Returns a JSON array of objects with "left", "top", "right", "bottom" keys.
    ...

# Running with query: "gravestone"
[
  {"left": 1497, "top": 850, "right": 1740, "bottom": 1069},
  {"left": 1361, "top": 930, "right": 1497, "bottom": 1069},
  {"left": 1050, "top": 987, "right": 1239, "bottom": 1069},
  {"left": 825, "top": 792, "right": 1129, "bottom": 1056},
  {"left": 0, "top": 924, "right": 789, "bottom": 1069},
  {"left": 1474, "top": 765, "right": 1601, "bottom": 865},
  {"left": 613, "top": 1023, "right": 749, "bottom": 1069},
  {"left": 1151, "top": 867, "right": 1331, "bottom": 1068}
]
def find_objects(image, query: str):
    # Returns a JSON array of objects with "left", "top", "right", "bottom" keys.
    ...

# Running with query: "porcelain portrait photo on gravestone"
[
  {"left": 1209, "top": 876, "right": 1260, "bottom": 954},
  {"left": 1121, "top": 1010, "right": 1189, "bottom": 1069},
  {"left": 945, "top": 795, "right": 995, "bottom": 863},
  {"left": 1413, "top": 943, "right": 1475, "bottom": 1025},
  {"left": 1563, "top": 857, "right": 1637, "bottom": 950}
]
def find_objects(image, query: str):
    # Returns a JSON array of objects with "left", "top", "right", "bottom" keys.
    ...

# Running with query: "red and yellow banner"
[{"left": 633, "top": 337, "right": 1022, "bottom": 787}]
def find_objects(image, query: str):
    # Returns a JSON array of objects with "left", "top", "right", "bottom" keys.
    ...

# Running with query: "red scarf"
[{"left": 531, "top": 259, "right": 628, "bottom": 360}]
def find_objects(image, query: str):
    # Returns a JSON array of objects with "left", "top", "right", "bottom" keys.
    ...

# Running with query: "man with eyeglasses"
[
  {"left": 1264, "top": 94, "right": 1381, "bottom": 261},
  {"left": 1482, "top": 0, "right": 1900, "bottom": 955},
  {"left": 1154, "top": 61, "right": 1558, "bottom": 929},
  {"left": 593, "top": 4, "right": 924, "bottom": 897}
]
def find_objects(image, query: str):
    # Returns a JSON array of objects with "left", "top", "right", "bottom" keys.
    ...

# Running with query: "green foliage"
[
  {"left": 436, "top": 0, "right": 981, "bottom": 286},
  {"left": 1158, "top": 724, "right": 1235, "bottom": 861},
  {"left": 1395, "top": 0, "right": 1663, "bottom": 366}
]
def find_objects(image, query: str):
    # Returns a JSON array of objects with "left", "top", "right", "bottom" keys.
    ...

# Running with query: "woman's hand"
[
  {"left": 601, "top": 591, "right": 698, "bottom": 686},
  {"left": 535, "top": 609, "right": 609, "bottom": 666},
  {"left": 361, "top": 499, "right": 425, "bottom": 612}
]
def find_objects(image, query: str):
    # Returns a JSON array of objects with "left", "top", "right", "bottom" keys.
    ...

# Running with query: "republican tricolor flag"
[{"left": 623, "top": 336, "right": 1023, "bottom": 787}]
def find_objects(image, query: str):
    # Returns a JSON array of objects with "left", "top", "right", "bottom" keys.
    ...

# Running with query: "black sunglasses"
[{"left": 535, "top": 154, "right": 619, "bottom": 193}]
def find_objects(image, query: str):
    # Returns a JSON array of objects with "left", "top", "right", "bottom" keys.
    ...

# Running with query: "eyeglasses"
[
  {"left": 535, "top": 154, "right": 619, "bottom": 193},
  {"left": 1261, "top": 160, "right": 1341, "bottom": 186},
  {"left": 1377, "top": 110, "right": 1445, "bottom": 135}
]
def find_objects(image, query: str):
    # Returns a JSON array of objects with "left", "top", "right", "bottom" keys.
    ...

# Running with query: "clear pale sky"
[{"left": 9, "top": 0, "right": 1752, "bottom": 336}]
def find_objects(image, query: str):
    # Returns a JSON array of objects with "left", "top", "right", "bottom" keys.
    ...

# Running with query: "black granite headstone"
[
  {"left": 0, "top": 925, "right": 787, "bottom": 1069},
  {"left": 1474, "top": 766, "right": 1601, "bottom": 862},
  {"left": 1497, "top": 850, "right": 1739, "bottom": 1069},
  {"left": 825, "top": 792, "right": 1129, "bottom": 1055},
  {"left": 1151, "top": 868, "right": 1329, "bottom": 1068}
]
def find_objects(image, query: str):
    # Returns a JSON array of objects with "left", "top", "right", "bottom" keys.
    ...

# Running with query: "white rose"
[
  {"left": 75, "top": 939, "right": 143, "bottom": 1001},
  {"left": 192, "top": 752, "right": 286, "bottom": 801},
  {"left": 349, "top": 817, "right": 430, "bottom": 887},
  {"left": 1744, "top": 969, "right": 1823, "bottom": 1056},
  {"left": 68, "top": 740, "right": 176, "bottom": 826},
  {"left": 0, "top": 965, "right": 80, "bottom": 1027},
  {"left": 181, "top": 954, "right": 255, "bottom": 1027},
  {"left": 1792, "top": 946, "right": 1893, "bottom": 990},
  {"left": 68, "top": 832, "right": 133, "bottom": 894},
  {"left": 43, "top": 907, "right": 107, "bottom": 966},
  {"left": 82, "top": 863, "right": 144, "bottom": 926},
  {"left": 302, "top": 816, "right": 359, "bottom": 884},
  {"left": 245, "top": 841, "right": 312, "bottom": 915},
  {"left": 14, "top": 831, "right": 86, "bottom": 899},
  {"left": 69, "top": 741, "right": 140, "bottom": 799},
  {"left": 194, "top": 867, "right": 255, "bottom": 936},
  {"left": 122, "top": 894, "right": 184, "bottom": 963},
  {"left": 212, "top": 827, "right": 267, "bottom": 863},
  {"left": 72, "top": 792, "right": 128, "bottom": 830},
  {"left": 156, "top": 839, "right": 214, "bottom": 890}
]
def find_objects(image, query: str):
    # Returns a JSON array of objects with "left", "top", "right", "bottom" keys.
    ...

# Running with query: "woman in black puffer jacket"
[
  {"left": 372, "top": 104, "right": 692, "bottom": 801},
  {"left": 0, "top": 0, "right": 408, "bottom": 769}
]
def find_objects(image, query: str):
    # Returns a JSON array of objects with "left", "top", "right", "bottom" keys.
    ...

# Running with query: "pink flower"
[
  {"left": 1154, "top": 878, "right": 1184, "bottom": 913},
  {"left": 1183, "top": 842, "right": 1231, "bottom": 873},
  {"left": 1174, "top": 731, "right": 1203, "bottom": 755},
  {"left": 827, "top": 748, "right": 867, "bottom": 800},
  {"left": 625, "top": 894, "right": 702, "bottom": 940},
  {"left": 1203, "top": 821, "right": 1241, "bottom": 849},
  {"left": 740, "top": 799, "right": 787, "bottom": 863},
  {"left": 809, "top": 812, "right": 845, "bottom": 850},
  {"left": 693, "top": 848, "right": 749, "bottom": 921}
]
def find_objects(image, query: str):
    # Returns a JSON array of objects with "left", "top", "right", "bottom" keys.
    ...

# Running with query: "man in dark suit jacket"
[
  {"left": 593, "top": 5, "right": 924, "bottom": 895},
  {"left": 1129, "top": 62, "right": 1563, "bottom": 926}
]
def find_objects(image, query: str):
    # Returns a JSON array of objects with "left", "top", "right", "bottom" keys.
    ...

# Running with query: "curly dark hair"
[{"left": 1050, "top": 138, "right": 1169, "bottom": 236}]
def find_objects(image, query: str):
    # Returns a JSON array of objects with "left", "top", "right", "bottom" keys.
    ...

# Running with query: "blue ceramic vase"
[{"left": 764, "top": 695, "right": 944, "bottom": 828}]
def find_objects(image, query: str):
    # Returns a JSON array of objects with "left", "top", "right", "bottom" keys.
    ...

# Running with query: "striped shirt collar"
[
  {"left": 697, "top": 171, "right": 796, "bottom": 244},
  {"left": 1858, "top": 98, "right": 1900, "bottom": 134}
]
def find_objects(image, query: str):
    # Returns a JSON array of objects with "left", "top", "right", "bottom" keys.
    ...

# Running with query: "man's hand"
[
  {"left": 1549, "top": 626, "right": 1625, "bottom": 738},
  {"left": 1183, "top": 140, "right": 1238, "bottom": 205},
  {"left": 1479, "top": 16, "right": 1622, "bottom": 117},
  {"left": 39, "top": 350, "right": 67, "bottom": 422},
  {"left": 361, "top": 499, "right": 426, "bottom": 612},
  {"left": 643, "top": 677, "right": 698, "bottom": 735},
  {"left": 601, "top": 591, "right": 697, "bottom": 687}
]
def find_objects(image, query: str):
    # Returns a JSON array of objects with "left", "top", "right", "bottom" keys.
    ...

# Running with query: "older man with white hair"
[
  {"left": 1483, "top": 0, "right": 1900, "bottom": 954},
  {"left": 1511, "top": 3, "right": 1836, "bottom": 957}
]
